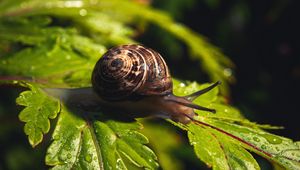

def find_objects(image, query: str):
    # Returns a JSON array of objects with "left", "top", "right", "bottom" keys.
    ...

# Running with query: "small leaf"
[{"left": 16, "top": 83, "right": 60, "bottom": 147}]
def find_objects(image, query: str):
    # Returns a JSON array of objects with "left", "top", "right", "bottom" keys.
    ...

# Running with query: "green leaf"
[
  {"left": 0, "top": 0, "right": 234, "bottom": 94},
  {"left": 206, "top": 120, "right": 300, "bottom": 170},
  {"left": 16, "top": 83, "right": 60, "bottom": 147},
  {"left": 14, "top": 82, "right": 158, "bottom": 169},
  {"left": 45, "top": 105, "right": 158, "bottom": 170},
  {"left": 171, "top": 80, "right": 300, "bottom": 170},
  {"left": 141, "top": 120, "right": 184, "bottom": 170},
  {"left": 188, "top": 124, "right": 260, "bottom": 170},
  {"left": 0, "top": 23, "right": 106, "bottom": 87}
]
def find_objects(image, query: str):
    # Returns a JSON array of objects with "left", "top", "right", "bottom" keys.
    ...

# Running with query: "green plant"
[{"left": 0, "top": 0, "right": 299, "bottom": 169}]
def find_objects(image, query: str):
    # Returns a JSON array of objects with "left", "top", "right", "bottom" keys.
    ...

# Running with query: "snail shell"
[
  {"left": 92, "top": 44, "right": 172, "bottom": 101},
  {"left": 90, "top": 44, "right": 219, "bottom": 124},
  {"left": 43, "top": 45, "right": 218, "bottom": 125}
]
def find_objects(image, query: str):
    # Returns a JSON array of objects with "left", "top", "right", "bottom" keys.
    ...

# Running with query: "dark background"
[
  {"left": 141, "top": 1, "right": 299, "bottom": 168},
  {"left": 144, "top": 0, "right": 299, "bottom": 140}
]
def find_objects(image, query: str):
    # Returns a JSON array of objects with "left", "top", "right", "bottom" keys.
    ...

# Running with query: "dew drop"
[
  {"left": 261, "top": 134, "right": 282, "bottom": 144},
  {"left": 85, "top": 154, "right": 92, "bottom": 163},
  {"left": 59, "top": 154, "right": 67, "bottom": 162},
  {"left": 179, "top": 83, "right": 185, "bottom": 87},
  {"left": 253, "top": 137, "right": 260, "bottom": 142},
  {"left": 223, "top": 68, "right": 233, "bottom": 77},
  {"left": 67, "top": 153, "right": 72, "bottom": 159},
  {"left": 191, "top": 141, "right": 197, "bottom": 145},
  {"left": 79, "top": 9, "right": 87, "bottom": 16},
  {"left": 271, "top": 137, "right": 282, "bottom": 144}
]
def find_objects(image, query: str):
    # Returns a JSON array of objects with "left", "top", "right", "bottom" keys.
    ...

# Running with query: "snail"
[
  {"left": 44, "top": 44, "right": 219, "bottom": 124},
  {"left": 89, "top": 44, "right": 220, "bottom": 124}
]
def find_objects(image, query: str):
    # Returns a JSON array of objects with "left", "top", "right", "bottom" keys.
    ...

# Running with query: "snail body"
[{"left": 91, "top": 44, "right": 220, "bottom": 124}]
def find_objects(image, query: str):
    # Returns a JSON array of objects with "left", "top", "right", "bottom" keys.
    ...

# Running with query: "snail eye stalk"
[
  {"left": 184, "top": 81, "right": 221, "bottom": 101},
  {"left": 166, "top": 81, "right": 221, "bottom": 113},
  {"left": 181, "top": 102, "right": 216, "bottom": 113}
]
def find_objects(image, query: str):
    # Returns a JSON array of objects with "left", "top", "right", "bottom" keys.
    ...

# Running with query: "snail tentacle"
[
  {"left": 184, "top": 81, "right": 221, "bottom": 101},
  {"left": 164, "top": 94, "right": 216, "bottom": 113}
]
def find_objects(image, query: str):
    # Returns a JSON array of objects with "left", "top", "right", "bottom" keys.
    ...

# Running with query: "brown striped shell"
[{"left": 92, "top": 44, "right": 173, "bottom": 101}]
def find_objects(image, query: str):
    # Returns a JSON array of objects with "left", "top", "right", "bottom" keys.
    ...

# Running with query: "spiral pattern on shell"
[{"left": 92, "top": 44, "right": 173, "bottom": 101}]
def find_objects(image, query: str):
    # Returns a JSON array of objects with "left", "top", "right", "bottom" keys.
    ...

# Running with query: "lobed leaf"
[
  {"left": 188, "top": 124, "right": 260, "bottom": 170},
  {"left": 140, "top": 120, "right": 184, "bottom": 170},
  {"left": 206, "top": 119, "right": 300, "bottom": 170},
  {"left": 0, "top": 19, "right": 106, "bottom": 87},
  {"left": 0, "top": 0, "right": 234, "bottom": 94},
  {"left": 16, "top": 83, "right": 60, "bottom": 147},
  {"left": 46, "top": 105, "right": 158, "bottom": 170},
  {"left": 171, "top": 80, "right": 300, "bottom": 170}
]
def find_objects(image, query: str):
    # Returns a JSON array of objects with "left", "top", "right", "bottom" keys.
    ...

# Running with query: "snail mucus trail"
[{"left": 45, "top": 44, "right": 220, "bottom": 124}]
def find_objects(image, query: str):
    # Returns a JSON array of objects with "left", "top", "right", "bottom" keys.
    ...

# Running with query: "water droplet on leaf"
[
  {"left": 79, "top": 9, "right": 87, "bottom": 16},
  {"left": 253, "top": 137, "right": 260, "bottom": 142},
  {"left": 223, "top": 68, "right": 233, "bottom": 77},
  {"left": 191, "top": 141, "right": 197, "bottom": 145},
  {"left": 179, "top": 83, "right": 185, "bottom": 87},
  {"left": 67, "top": 153, "right": 72, "bottom": 159},
  {"left": 261, "top": 145, "right": 267, "bottom": 149},
  {"left": 59, "top": 154, "right": 67, "bottom": 162},
  {"left": 261, "top": 134, "right": 282, "bottom": 144},
  {"left": 85, "top": 154, "right": 92, "bottom": 163}
]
